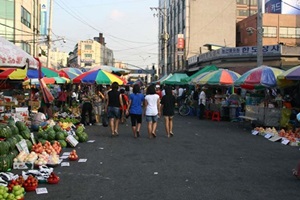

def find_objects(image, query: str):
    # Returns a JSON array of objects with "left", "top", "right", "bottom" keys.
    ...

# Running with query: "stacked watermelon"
[
  {"left": 36, "top": 125, "right": 68, "bottom": 148},
  {"left": 0, "top": 120, "right": 30, "bottom": 172},
  {"left": 74, "top": 125, "right": 88, "bottom": 143}
]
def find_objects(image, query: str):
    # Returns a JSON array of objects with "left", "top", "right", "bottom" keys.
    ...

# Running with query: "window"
[
  {"left": 280, "top": 27, "right": 300, "bottom": 38},
  {"left": 21, "top": 42, "right": 31, "bottom": 54},
  {"left": 85, "top": 54, "right": 92, "bottom": 58},
  {"left": 21, "top": 6, "right": 31, "bottom": 28},
  {"left": 263, "top": 26, "right": 277, "bottom": 37},
  {"left": 85, "top": 45, "right": 92, "bottom": 50},
  {"left": 237, "top": 0, "right": 247, "bottom": 5}
]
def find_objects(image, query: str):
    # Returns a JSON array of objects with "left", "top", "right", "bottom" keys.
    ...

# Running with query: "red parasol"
[{"left": 39, "top": 78, "right": 54, "bottom": 103}]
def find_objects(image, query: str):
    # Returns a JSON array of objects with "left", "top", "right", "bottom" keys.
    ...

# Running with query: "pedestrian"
[
  {"left": 160, "top": 85, "right": 176, "bottom": 138},
  {"left": 106, "top": 82, "right": 123, "bottom": 137},
  {"left": 155, "top": 85, "right": 162, "bottom": 99},
  {"left": 80, "top": 93, "right": 93, "bottom": 126},
  {"left": 198, "top": 86, "right": 207, "bottom": 119},
  {"left": 126, "top": 84, "right": 145, "bottom": 138},
  {"left": 120, "top": 88, "right": 129, "bottom": 124},
  {"left": 31, "top": 108, "right": 48, "bottom": 131},
  {"left": 57, "top": 89, "right": 67, "bottom": 111},
  {"left": 144, "top": 84, "right": 160, "bottom": 138},
  {"left": 93, "top": 88, "right": 105, "bottom": 125}
]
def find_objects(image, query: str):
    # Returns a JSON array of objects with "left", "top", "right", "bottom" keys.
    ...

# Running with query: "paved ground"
[{"left": 24, "top": 115, "right": 300, "bottom": 200}]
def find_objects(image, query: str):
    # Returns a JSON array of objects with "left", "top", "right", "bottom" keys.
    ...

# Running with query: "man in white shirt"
[{"left": 198, "top": 86, "right": 207, "bottom": 119}]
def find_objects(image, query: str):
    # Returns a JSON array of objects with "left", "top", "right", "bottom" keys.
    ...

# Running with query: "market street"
[{"left": 24, "top": 115, "right": 300, "bottom": 200}]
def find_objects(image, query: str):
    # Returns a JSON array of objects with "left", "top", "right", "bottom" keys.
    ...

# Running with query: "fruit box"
[
  {"left": 66, "top": 135, "right": 79, "bottom": 147},
  {"left": 13, "top": 161, "right": 34, "bottom": 169}
]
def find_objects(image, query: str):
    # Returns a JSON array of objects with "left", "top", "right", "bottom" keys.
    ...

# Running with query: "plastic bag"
[{"left": 102, "top": 112, "right": 108, "bottom": 127}]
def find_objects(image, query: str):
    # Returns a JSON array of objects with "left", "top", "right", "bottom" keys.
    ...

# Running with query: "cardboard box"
[
  {"left": 13, "top": 162, "right": 34, "bottom": 170},
  {"left": 66, "top": 135, "right": 79, "bottom": 147}
]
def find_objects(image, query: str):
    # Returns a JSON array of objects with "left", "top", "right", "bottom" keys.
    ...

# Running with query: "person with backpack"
[{"left": 120, "top": 88, "right": 129, "bottom": 124}]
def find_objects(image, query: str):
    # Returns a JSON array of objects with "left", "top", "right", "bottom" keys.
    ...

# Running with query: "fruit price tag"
[
  {"left": 62, "top": 152, "right": 70, "bottom": 156},
  {"left": 251, "top": 130, "right": 259, "bottom": 135},
  {"left": 16, "top": 139, "right": 29, "bottom": 154},
  {"left": 78, "top": 159, "right": 87, "bottom": 162},
  {"left": 87, "top": 140, "right": 95, "bottom": 143},
  {"left": 60, "top": 155, "right": 68, "bottom": 159},
  {"left": 61, "top": 162, "right": 70, "bottom": 167},
  {"left": 30, "top": 132, "right": 36, "bottom": 144},
  {"left": 281, "top": 139, "right": 290, "bottom": 145},
  {"left": 264, "top": 133, "right": 272, "bottom": 139},
  {"left": 36, "top": 187, "right": 48, "bottom": 194},
  {"left": 269, "top": 135, "right": 282, "bottom": 142}
]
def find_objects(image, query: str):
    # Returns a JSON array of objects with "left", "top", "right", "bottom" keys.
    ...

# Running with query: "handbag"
[{"left": 102, "top": 112, "right": 108, "bottom": 127}]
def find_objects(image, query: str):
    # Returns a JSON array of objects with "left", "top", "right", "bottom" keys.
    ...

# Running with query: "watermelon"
[
  {"left": 0, "top": 155, "right": 11, "bottom": 172},
  {"left": 14, "top": 134, "right": 24, "bottom": 142},
  {"left": 6, "top": 137, "right": 18, "bottom": 151},
  {"left": 8, "top": 125, "right": 19, "bottom": 135},
  {"left": 37, "top": 130, "right": 45, "bottom": 139},
  {"left": 25, "top": 139, "right": 33, "bottom": 151},
  {"left": 78, "top": 132, "right": 88, "bottom": 142},
  {"left": 20, "top": 130, "right": 31, "bottom": 140},
  {"left": 15, "top": 121, "right": 27, "bottom": 131},
  {"left": 58, "top": 140, "right": 67, "bottom": 148},
  {"left": 48, "top": 131, "right": 56, "bottom": 140},
  {"left": 74, "top": 135, "right": 79, "bottom": 141},
  {"left": 38, "top": 139, "right": 47, "bottom": 145},
  {"left": 7, "top": 119, "right": 15, "bottom": 127},
  {"left": 56, "top": 132, "right": 65, "bottom": 140},
  {"left": 53, "top": 125, "right": 62, "bottom": 132},
  {"left": 0, "top": 141, "right": 10, "bottom": 156},
  {"left": 75, "top": 126, "right": 84, "bottom": 135},
  {"left": 0, "top": 125, "right": 12, "bottom": 138}
]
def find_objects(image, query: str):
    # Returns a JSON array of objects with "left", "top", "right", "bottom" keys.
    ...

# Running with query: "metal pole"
[
  {"left": 163, "top": 0, "right": 168, "bottom": 76},
  {"left": 46, "top": 0, "right": 53, "bottom": 68},
  {"left": 257, "top": 0, "right": 263, "bottom": 67}
]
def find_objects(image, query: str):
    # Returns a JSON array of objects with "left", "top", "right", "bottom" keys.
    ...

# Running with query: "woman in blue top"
[{"left": 126, "top": 84, "right": 145, "bottom": 138}]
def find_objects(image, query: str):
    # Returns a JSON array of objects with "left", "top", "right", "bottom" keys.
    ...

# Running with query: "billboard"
[{"left": 265, "top": 0, "right": 300, "bottom": 15}]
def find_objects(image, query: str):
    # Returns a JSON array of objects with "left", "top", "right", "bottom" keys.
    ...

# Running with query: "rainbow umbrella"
[
  {"left": 41, "top": 67, "right": 62, "bottom": 77},
  {"left": 73, "top": 69, "right": 126, "bottom": 85},
  {"left": 277, "top": 65, "right": 300, "bottom": 80},
  {"left": 194, "top": 69, "right": 240, "bottom": 86},
  {"left": 59, "top": 68, "right": 83, "bottom": 79},
  {"left": 23, "top": 77, "right": 70, "bottom": 85},
  {"left": 234, "top": 65, "right": 283, "bottom": 90},
  {"left": 0, "top": 68, "right": 45, "bottom": 80}
]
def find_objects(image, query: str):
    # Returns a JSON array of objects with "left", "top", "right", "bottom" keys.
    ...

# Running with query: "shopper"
[
  {"left": 126, "top": 84, "right": 145, "bottom": 138},
  {"left": 160, "top": 85, "right": 176, "bottom": 138},
  {"left": 80, "top": 93, "right": 93, "bottom": 126},
  {"left": 198, "top": 86, "right": 207, "bottom": 119},
  {"left": 144, "top": 84, "right": 160, "bottom": 138},
  {"left": 106, "top": 82, "right": 123, "bottom": 137},
  {"left": 31, "top": 108, "right": 48, "bottom": 131},
  {"left": 120, "top": 88, "right": 129, "bottom": 124}
]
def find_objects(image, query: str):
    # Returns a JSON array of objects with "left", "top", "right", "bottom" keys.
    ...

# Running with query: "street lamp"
[
  {"left": 257, "top": 0, "right": 263, "bottom": 67},
  {"left": 150, "top": 3, "right": 168, "bottom": 77}
]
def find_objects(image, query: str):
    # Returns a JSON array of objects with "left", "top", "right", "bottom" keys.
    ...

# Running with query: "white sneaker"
[{"left": 89, "top": 123, "right": 92, "bottom": 126}]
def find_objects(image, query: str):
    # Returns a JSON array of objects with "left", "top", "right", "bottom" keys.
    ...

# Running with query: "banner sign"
[{"left": 40, "top": 0, "right": 47, "bottom": 35}]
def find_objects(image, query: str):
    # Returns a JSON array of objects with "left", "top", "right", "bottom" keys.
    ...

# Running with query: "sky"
[{"left": 50, "top": 0, "right": 159, "bottom": 69}]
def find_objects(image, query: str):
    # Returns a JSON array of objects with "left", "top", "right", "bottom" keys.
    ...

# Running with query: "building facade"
[
  {"left": 236, "top": 0, "right": 258, "bottom": 22},
  {"left": 0, "top": 0, "right": 40, "bottom": 56},
  {"left": 158, "top": 0, "right": 236, "bottom": 76}
]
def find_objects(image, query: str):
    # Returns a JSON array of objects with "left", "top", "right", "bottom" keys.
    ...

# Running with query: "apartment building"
[
  {"left": 0, "top": 0, "right": 40, "bottom": 56},
  {"left": 158, "top": 0, "right": 236, "bottom": 76},
  {"left": 236, "top": 0, "right": 258, "bottom": 22}
]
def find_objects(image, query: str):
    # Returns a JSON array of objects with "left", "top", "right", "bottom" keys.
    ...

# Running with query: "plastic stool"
[
  {"left": 211, "top": 111, "right": 221, "bottom": 121},
  {"left": 204, "top": 110, "right": 212, "bottom": 119}
]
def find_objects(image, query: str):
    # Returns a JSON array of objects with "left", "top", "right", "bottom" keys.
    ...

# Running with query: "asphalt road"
[{"left": 24, "top": 115, "right": 300, "bottom": 200}]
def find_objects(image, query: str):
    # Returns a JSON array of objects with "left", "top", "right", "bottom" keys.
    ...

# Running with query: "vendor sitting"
[{"left": 31, "top": 108, "right": 48, "bottom": 131}]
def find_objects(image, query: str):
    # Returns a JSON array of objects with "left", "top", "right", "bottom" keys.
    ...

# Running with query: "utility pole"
[
  {"left": 257, "top": 0, "right": 263, "bottom": 67},
  {"left": 46, "top": 0, "right": 53, "bottom": 68},
  {"left": 150, "top": 2, "right": 168, "bottom": 77}
]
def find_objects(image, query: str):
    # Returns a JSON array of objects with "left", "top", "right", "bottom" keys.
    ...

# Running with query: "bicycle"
[{"left": 178, "top": 96, "right": 194, "bottom": 116}]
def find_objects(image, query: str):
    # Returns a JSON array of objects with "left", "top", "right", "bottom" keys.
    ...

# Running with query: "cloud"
[{"left": 110, "top": 9, "right": 124, "bottom": 21}]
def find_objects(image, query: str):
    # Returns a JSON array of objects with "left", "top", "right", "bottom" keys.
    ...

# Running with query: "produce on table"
[
  {"left": 68, "top": 150, "right": 78, "bottom": 160},
  {"left": 23, "top": 175, "right": 38, "bottom": 191},
  {"left": 0, "top": 185, "right": 25, "bottom": 200},
  {"left": 47, "top": 172, "right": 60, "bottom": 184}
]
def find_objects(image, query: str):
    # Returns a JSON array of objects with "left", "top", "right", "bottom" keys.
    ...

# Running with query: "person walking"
[
  {"left": 80, "top": 92, "right": 93, "bottom": 126},
  {"left": 120, "top": 88, "right": 129, "bottom": 124},
  {"left": 198, "top": 86, "right": 207, "bottom": 119},
  {"left": 126, "top": 84, "right": 145, "bottom": 138},
  {"left": 160, "top": 85, "right": 176, "bottom": 138},
  {"left": 106, "top": 82, "right": 123, "bottom": 137},
  {"left": 144, "top": 84, "right": 160, "bottom": 139}
]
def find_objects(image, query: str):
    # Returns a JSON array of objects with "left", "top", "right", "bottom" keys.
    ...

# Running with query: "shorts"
[
  {"left": 146, "top": 115, "right": 158, "bottom": 123},
  {"left": 130, "top": 114, "right": 142, "bottom": 126},
  {"left": 94, "top": 104, "right": 102, "bottom": 115},
  {"left": 107, "top": 106, "right": 121, "bottom": 119}
]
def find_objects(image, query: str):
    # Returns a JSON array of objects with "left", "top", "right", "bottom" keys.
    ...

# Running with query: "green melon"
[
  {"left": 15, "top": 121, "right": 27, "bottom": 131},
  {"left": 56, "top": 132, "right": 65, "bottom": 140},
  {"left": 0, "top": 141, "right": 9, "bottom": 156},
  {"left": 8, "top": 125, "right": 19, "bottom": 135},
  {"left": 25, "top": 139, "right": 33, "bottom": 151},
  {"left": 0, "top": 155, "right": 11, "bottom": 172},
  {"left": 58, "top": 140, "right": 67, "bottom": 148}
]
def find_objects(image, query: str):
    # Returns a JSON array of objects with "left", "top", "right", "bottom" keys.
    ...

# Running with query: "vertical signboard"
[
  {"left": 265, "top": 0, "right": 300, "bottom": 14},
  {"left": 40, "top": 0, "right": 47, "bottom": 35},
  {"left": 265, "top": 0, "right": 281, "bottom": 13}
]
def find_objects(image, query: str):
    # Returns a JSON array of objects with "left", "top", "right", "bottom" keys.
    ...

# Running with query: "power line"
[{"left": 0, "top": 22, "right": 36, "bottom": 35}]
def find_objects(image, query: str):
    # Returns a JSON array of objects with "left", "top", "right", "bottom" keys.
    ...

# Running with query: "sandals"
[
  {"left": 152, "top": 133, "right": 157, "bottom": 138},
  {"left": 170, "top": 132, "right": 174, "bottom": 137},
  {"left": 136, "top": 131, "right": 140, "bottom": 137}
]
